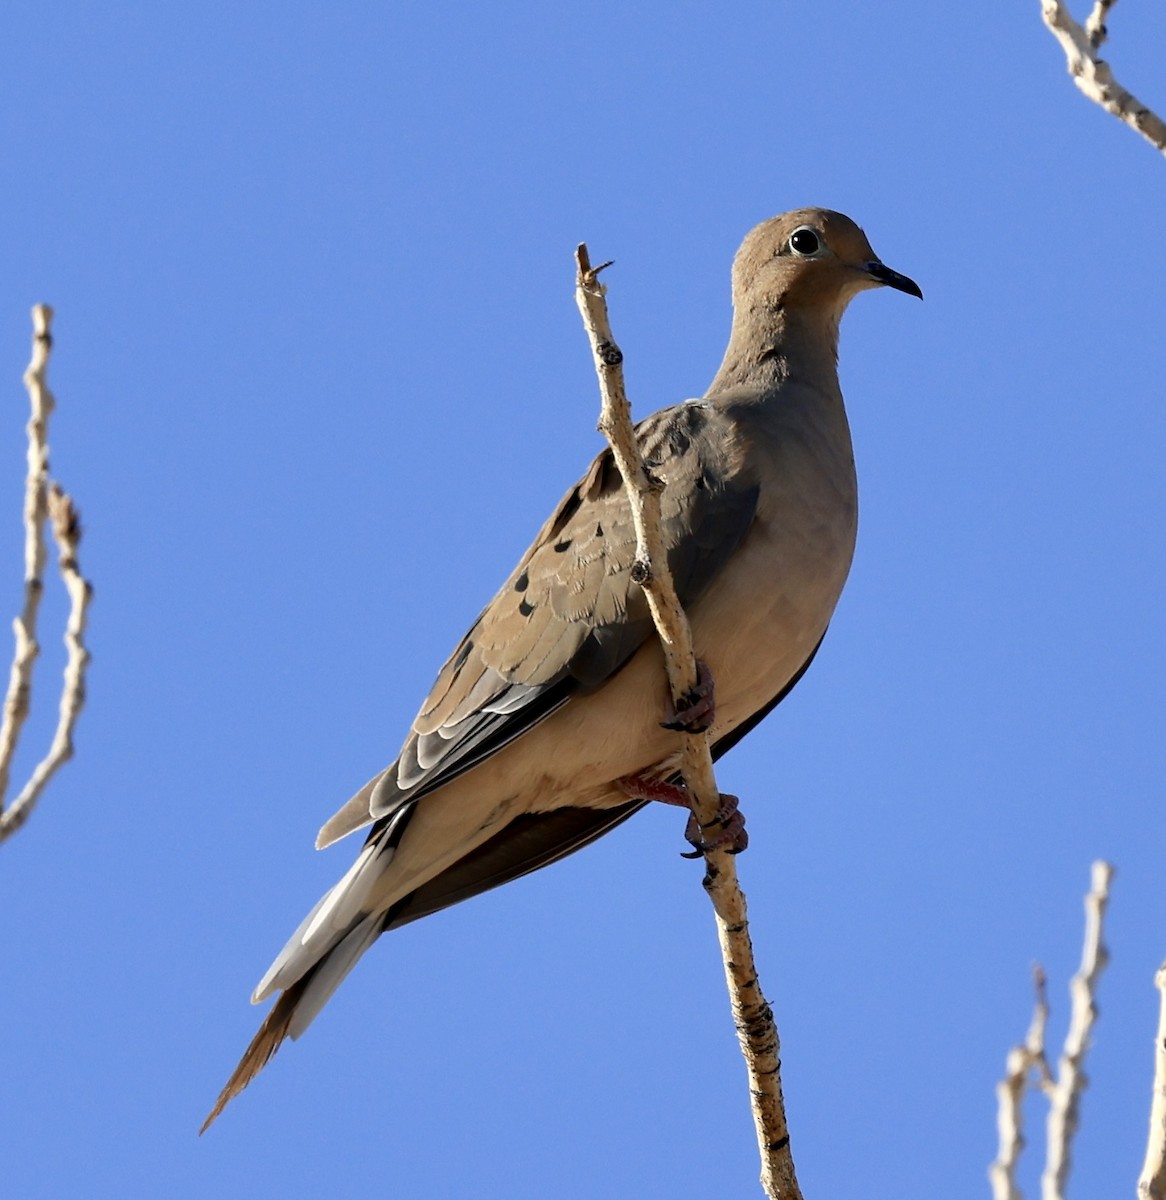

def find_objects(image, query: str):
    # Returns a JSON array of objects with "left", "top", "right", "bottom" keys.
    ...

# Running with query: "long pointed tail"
[
  {"left": 200, "top": 974, "right": 309, "bottom": 1133},
  {"left": 201, "top": 911, "right": 383, "bottom": 1133}
]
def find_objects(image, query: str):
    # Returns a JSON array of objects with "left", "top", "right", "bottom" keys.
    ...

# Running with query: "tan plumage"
[{"left": 202, "top": 208, "right": 920, "bottom": 1132}]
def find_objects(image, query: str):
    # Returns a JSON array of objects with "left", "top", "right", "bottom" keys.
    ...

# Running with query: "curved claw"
[
  {"left": 680, "top": 793, "right": 747, "bottom": 857},
  {"left": 660, "top": 660, "right": 716, "bottom": 734}
]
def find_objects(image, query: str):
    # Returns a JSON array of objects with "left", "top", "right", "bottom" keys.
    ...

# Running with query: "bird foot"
[
  {"left": 680, "top": 793, "right": 747, "bottom": 857},
  {"left": 660, "top": 660, "right": 716, "bottom": 733},
  {"left": 617, "top": 773, "right": 747, "bottom": 857}
]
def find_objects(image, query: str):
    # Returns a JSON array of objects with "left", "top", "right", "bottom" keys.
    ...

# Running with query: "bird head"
[{"left": 731, "top": 208, "right": 922, "bottom": 316}]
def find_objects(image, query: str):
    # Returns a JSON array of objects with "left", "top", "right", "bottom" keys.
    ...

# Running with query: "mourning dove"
[{"left": 202, "top": 207, "right": 920, "bottom": 1130}]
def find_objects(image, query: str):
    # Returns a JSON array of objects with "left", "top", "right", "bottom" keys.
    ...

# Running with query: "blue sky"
[{"left": 1, "top": 4, "right": 1163, "bottom": 1197}]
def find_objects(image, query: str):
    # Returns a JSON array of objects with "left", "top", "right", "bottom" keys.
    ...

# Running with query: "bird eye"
[{"left": 788, "top": 227, "right": 822, "bottom": 257}]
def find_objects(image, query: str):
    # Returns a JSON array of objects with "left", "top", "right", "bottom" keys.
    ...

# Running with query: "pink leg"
[
  {"left": 661, "top": 660, "right": 716, "bottom": 734},
  {"left": 617, "top": 773, "right": 748, "bottom": 856}
]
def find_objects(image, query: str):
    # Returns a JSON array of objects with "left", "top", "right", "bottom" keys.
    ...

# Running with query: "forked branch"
[
  {"left": 0, "top": 306, "right": 93, "bottom": 845},
  {"left": 988, "top": 861, "right": 1115, "bottom": 1200},
  {"left": 1040, "top": 0, "right": 1166, "bottom": 154}
]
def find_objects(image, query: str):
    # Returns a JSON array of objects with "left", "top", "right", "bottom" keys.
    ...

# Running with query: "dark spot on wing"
[
  {"left": 514, "top": 571, "right": 529, "bottom": 593},
  {"left": 549, "top": 489, "right": 584, "bottom": 538}
]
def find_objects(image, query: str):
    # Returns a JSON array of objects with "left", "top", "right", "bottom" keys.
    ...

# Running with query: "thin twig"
[
  {"left": 990, "top": 967, "right": 1054, "bottom": 1200},
  {"left": 0, "top": 305, "right": 55, "bottom": 807},
  {"left": 1040, "top": 0, "right": 1166, "bottom": 155},
  {"left": 0, "top": 307, "right": 93, "bottom": 844},
  {"left": 989, "top": 864, "right": 1115, "bottom": 1198},
  {"left": 1138, "top": 963, "right": 1166, "bottom": 1200},
  {"left": 1041, "top": 860, "right": 1114, "bottom": 1200},
  {"left": 574, "top": 245, "right": 800, "bottom": 1200},
  {"left": 1084, "top": 0, "right": 1117, "bottom": 49}
]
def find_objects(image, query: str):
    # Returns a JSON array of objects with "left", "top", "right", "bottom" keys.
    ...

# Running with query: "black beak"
[{"left": 864, "top": 261, "right": 923, "bottom": 300}]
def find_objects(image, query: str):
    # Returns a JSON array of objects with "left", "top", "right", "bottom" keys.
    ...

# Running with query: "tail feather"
[
  {"left": 287, "top": 914, "right": 382, "bottom": 1040},
  {"left": 250, "top": 890, "right": 332, "bottom": 1004},
  {"left": 201, "top": 913, "right": 384, "bottom": 1133},
  {"left": 200, "top": 974, "right": 310, "bottom": 1134},
  {"left": 251, "top": 838, "right": 385, "bottom": 1004},
  {"left": 252, "top": 808, "right": 410, "bottom": 1005}
]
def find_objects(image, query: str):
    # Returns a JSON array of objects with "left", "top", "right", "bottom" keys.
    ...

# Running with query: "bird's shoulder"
[{"left": 417, "top": 398, "right": 758, "bottom": 722}]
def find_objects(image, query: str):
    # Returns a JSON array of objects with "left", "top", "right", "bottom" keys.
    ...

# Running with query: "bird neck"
[{"left": 706, "top": 302, "right": 842, "bottom": 399}]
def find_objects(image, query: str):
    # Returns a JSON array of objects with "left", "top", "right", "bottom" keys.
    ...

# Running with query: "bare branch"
[
  {"left": 1041, "top": 860, "right": 1114, "bottom": 1200},
  {"left": 1084, "top": 0, "right": 1117, "bottom": 49},
  {"left": 0, "top": 305, "right": 55, "bottom": 808},
  {"left": 1040, "top": 1, "right": 1166, "bottom": 155},
  {"left": 991, "top": 967, "right": 1054, "bottom": 1200},
  {"left": 1138, "top": 963, "right": 1166, "bottom": 1200},
  {"left": 989, "top": 865, "right": 1115, "bottom": 1198},
  {"left": 0, "top": 307, "right": 94, "bottom": 844},
  {"left": 574, "top": 245, "right": 800, "bottom": 1200}
]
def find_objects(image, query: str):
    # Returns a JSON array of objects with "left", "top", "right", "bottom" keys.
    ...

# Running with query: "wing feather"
[{"left": 318, "top": 401, "right": 760, "bottom": 847}]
